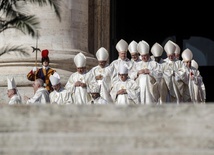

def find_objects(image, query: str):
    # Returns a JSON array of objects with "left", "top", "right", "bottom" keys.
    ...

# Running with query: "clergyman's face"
[
  {"left": 98, "top": 61, "right": 107, "bottom": 68},
  {"left": 77, "top": 67, "right": 86, "bottom": 74},
  {"left": 131, "top": 53, "right": 139, "bottom": 61},
  {"left": 175, "top": 53, "right": 180, "bottom": 60},
  {"left": 91, "top": 93, "right": 99, "bottom": 99},
  {"left": 141, "top": 54, "right": 150, "bottom": 62},
  {"left": 52, "top": 83, "right": 61, "bottom": 91},
  {"left": 184, "top": 60, "right": 191, "bottom": 68},
  {"left": 154, "top": 56, "right": 162, "bottom": 63},
  {"left": 167, "top": 53, "right": 175, "bottom": 61},
  {"left": 7, "top": 89, "right": 15, "bottom": 98},
  {"left": 119, "top": 52, "right": 127, "bottom": 60},
  {"left": 119, "top": 74, "right": 128, "bottom": 81}
]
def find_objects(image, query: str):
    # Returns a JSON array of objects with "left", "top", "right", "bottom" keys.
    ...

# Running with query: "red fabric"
[
  {"left": 27, "top": 70, "right": 35, "bottom": 81},
  {"left": 41, "top": 49, "right": 49, "bottom": 58}
]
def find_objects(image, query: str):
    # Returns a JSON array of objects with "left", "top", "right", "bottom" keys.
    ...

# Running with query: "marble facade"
[{"left": 0, "top": 0, "right": 110, "bottom": 103}]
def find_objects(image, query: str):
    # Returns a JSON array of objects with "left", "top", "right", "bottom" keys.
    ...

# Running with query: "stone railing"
[{"left": 0, "top": 104, "right": 213, "bottom": 155}]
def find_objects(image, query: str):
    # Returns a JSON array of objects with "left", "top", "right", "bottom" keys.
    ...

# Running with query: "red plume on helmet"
[
  {"left": 41, "top": 49, "right": 49, "bottom": 58},
  {"left": 41, "top": 49, "right": 50, "bottom": 63}
]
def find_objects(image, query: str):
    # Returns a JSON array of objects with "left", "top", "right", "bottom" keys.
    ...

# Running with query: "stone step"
[{"left": 0, "top": 104, "right": 213, "bottom": 155}]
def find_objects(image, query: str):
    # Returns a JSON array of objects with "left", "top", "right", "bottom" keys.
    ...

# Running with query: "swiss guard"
[{"left": 27, "top": 49, "right": 56, "bottom": 93}]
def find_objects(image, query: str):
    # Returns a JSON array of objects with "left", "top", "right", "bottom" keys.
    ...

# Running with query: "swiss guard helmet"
[{"left": 41, "top": 49, "right": 50, "bottom": 63}]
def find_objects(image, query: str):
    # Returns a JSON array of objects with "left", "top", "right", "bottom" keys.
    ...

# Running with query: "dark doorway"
[{"left": 110, "top": 0, "right": 214, "bottom": 102}]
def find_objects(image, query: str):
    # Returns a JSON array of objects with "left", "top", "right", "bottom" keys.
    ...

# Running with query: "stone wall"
[
  {"left": 0, "top": 104, "right": 213, "bottom": 155},
  {"left": 0, "top": 0, "right": 101, "bottom": 103}
]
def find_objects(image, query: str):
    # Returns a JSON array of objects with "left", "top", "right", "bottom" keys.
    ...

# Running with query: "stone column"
[
  {"left": 0, "top": 0, "right": 98, "bottom": 103},
  {"left": 88, "top": 0, "right": 110, "bottom": 56}
]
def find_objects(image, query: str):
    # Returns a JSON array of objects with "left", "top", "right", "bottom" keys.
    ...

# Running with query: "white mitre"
[
  {"left": 118, "top": 63, "right": 128, "bottom": 74},
  {"left": 116, "top": 39, "right": 128, "bottom": 53},
  {"left": 89, "top": 83, "right": 101, "bottom": 93},
  {"left": 151, "top": 42, "right": 163, "bottom": 57},
  {"left": 191, "top": 59, "right": 198, "bottom": 70},
  {"left": 137, "top": 40, "right": 150, "bottom": 55},
  {"left": 182, "top": 48, "right": 193, "bottom": 61},
  {"left": 50, "top": 72, "right": 60, "bottom": 86},
  {"left": 74, "top": 52, "right": 86, "bottom": 67},
  {"left": 173, "top": 42, "right": 181, "bottom": 54},
  {"left": 164, "top": 40, "right": 176, "bottom": 55},
  {"left": 7, "top": 77, "right": 16, "bottom": 90},
  {"left": 128, "top": 40, "right": 138, "bottom": 54},
  {"left": 96, "top": 47, "right": 109, "bottom": 61}
]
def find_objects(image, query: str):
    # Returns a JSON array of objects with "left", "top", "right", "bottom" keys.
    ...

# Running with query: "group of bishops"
[{"left": 7, "top": 39, "right": 206, "bottom": 105}]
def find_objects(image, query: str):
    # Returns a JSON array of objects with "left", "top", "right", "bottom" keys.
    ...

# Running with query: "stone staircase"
[{"left": 0, "top": 104, "right": 213, "bottom": 155}]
